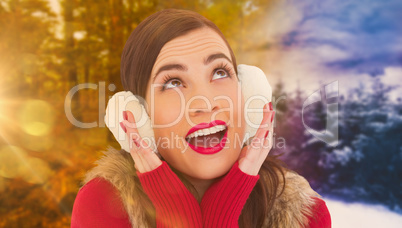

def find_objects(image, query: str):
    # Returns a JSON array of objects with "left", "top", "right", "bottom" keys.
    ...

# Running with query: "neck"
[{"left": 182, "top": 175, "right": 218, "bottom": 203}]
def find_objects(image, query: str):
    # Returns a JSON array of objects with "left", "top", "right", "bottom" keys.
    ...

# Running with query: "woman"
[{"left": 71, "top": 9, "right": 331, "bottom": 228}]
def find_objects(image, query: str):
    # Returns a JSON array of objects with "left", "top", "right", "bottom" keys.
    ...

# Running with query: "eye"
[
  {"left": 212, "top": 69, "right": 229, "bottom": 80},
  {"left": 162, "top": 75, "right": 183, "bottom": 91},
  {"left": 166, "top": 79, "right": 181, "bottom": 89},
  {"left": 160, "top": 63, "right": 234, "bottom": 92},
  {"left": 212, "top": 62, "right": 234, "bottom": 80}
]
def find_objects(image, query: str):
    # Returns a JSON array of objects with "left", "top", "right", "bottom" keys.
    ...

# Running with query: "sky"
[{"left": 259, "top": 0, "right": 402, "bottom": 99}]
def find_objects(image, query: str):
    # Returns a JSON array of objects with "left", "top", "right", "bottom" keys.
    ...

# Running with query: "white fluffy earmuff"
[{"left": 104, "top": 64, "right": 272, "bottom": 157}]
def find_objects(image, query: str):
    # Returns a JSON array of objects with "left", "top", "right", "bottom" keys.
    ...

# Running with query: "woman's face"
[{"left": 145, "top": 27, "right": 245, "bottom": 180}]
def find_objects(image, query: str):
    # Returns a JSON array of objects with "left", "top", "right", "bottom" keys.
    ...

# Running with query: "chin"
[
  {"left": 185, "top": 156, "right": 235, "bottom": 180},
  {"left": 160, "top": 143, "right": 239, "bottom": 180}
]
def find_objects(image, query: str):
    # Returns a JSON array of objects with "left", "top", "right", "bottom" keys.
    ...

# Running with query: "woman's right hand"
[
  {"left": 120, "top": 110, "right": 162, "bottom": 173},
  {"left": 120, "top": 110, "right": 203, "bottom": 227}
]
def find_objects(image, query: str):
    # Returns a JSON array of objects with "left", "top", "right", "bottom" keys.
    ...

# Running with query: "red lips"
[
  {"left": 185, "top": 120, "right": 228, "bottom": 138},
  {"left": 185, "top": 120, "right": 228, "bottom": 155}
]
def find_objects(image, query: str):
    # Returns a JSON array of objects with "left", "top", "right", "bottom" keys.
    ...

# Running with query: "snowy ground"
[{"left": 324, "top": 198, "right": 402, "bottom": 228}]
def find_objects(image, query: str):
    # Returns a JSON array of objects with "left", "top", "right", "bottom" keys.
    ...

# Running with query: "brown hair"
[
  {"left": 121, "top": 8, "right": 238, "bottom": 100},
  {"left": 120, "top": 8, "right": 286, "bottom": 227}
]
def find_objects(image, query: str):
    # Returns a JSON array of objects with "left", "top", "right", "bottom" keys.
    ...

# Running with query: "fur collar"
[{"left": 82, "top": 146, "right": 320, "bottom": 228}]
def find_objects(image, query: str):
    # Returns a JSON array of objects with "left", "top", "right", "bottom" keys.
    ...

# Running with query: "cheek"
[
  {"left": 151, "top": 94, "right": 185, "bottom": 153},
  {"left": 226, "top": 83, "right": 246, "bottom": 144},
  {"left": 224, "top": 82, "right": 244, "bottom": 122},
  {"left": 152, "top": 93, "right": 183, "bottom": 126},
  {"left": 235, "top": 93, "right": 245, "bottom": 125}
]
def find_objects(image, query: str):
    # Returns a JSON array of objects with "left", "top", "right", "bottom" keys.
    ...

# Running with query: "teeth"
[{"left": 186, "top": 125, "right": 226, "bottom": 139}]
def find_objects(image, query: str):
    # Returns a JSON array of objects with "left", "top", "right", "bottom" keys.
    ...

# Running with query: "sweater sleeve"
[
  {"left": 71, "top": 177, "right": 131, "bottom": 228},
  {"left": 307, "top": 197, "right": 332, "bottom": 228},
  {"left": 137, "top": 161, "right": 202, "bottom": 228},
  {"left": 200, "top": 160, "right": 260, "bottom": 228}
]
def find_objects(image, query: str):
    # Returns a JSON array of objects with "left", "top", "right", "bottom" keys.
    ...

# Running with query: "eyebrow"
[{"left": 152, "top": 52, "right": 232, "bottom": 83}]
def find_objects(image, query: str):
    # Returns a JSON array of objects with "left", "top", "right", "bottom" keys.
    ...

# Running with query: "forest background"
[{"left": 0, "top": 0, "right": 401, "bottom": 227}]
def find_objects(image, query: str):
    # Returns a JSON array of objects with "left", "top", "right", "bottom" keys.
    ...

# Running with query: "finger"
[
  {"left": 238, "top": 144, "right": 250, "bottom": 160},
  {"left": 247, "top": 108, "right": 274, "bottom": 162},
  {"left": 124, "top": 120, "right": 161, "bottom": 172},
  {"left": 262, "top": 130, "right": 273, "bottom": 152},
  {"left": 124, "top": 125, "right": 145, "bottom": 173},
  {"left": 262, "top": 110, "right": 274, "bottom": 142},
  {"left": 245, "top": 137, "right": 264, "bottom": 164},
  {"left": 125, "top": 126, "right": 152, "bottom": 172},
  {"left": 137, "top": 147, "right": 151, "bottom": 171},
  {"left": 250, "top": 105, "right": 272, "bottom": 150},
  {"left": 255, "top": 103, "right": 272, "bottom": 139},
  {"left": 123, "top": 111, "right": 140, "bottom": 141},
  {"left": 136, "top": 138, "right": 162, "bottom": 170},
  {"left": 125, "top": 111, "right": 162, "bottom": 171},
  {"left": 268, "top": 130, "right": 273, "bottom": 149},
  {"left": 269, "top": 111, "right": 275, "bottom": 130},
  {"left": 121, "top": 117, "right": 145, "bottom": 172},
  {"left": 123, "top": 120, "right": 141, "bottom": 149},
  {"left": 266, "top": 111, "right": 275, "bottom": 149},
  {"left": 130, "top": 147, "right": 144, "bottom": 173}
]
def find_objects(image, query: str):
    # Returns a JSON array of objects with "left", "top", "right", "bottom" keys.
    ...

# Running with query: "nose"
[
  {"left": 191, "top": 103, "right": 219, "bottom": 115},
  {"left": 187, "top": 97, "right": 220, "bottom": 117},
  {"left": 187, "top": 88, "right": 221, "bottom": 118}
]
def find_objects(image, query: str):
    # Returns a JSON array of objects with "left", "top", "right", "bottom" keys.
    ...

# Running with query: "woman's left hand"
[{"left": 238, "top": 102, "right": 275, "bottom": 176}]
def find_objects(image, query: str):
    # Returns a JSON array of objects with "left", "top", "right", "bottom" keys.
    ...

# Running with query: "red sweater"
[{"left": 71, "top": 161, "right": 331, "bottom": 227}]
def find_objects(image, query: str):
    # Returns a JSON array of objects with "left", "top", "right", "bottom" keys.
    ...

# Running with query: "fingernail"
[
  {"left": 271, "top": 111, "right": 275, "bottom": 123},
  {"left": 265, "top": 130, "right": 269, "bottom": 138},
  {"left": 269, "top": 102, "right": 273, "bottom": 111},
  {"left": 133, "top": 139, "right": 140, "bottom": 147},
  {"left": 123, "top": 111, "right": 128, "bottom": 121},
  {"left": 120, "top": 122, "right": 127, "bottom": 133}
]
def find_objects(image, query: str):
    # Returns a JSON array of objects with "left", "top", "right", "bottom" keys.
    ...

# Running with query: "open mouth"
[
  {"left": 185, "top": 127, "right": 227, "bottom": 147},
  {"left": 185, "top": 120, "right": 228, "bottom": 154}
]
